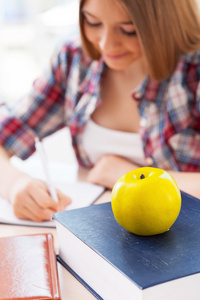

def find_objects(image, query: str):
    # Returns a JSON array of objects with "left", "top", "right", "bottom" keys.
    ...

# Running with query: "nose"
[{"left": 99, "top": 27, "right": 120, "bottom": 53}]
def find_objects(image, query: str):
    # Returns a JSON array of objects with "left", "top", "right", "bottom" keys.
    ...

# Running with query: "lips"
[{"left": 104, "top": 52, "right": 128, "bottom": 59}]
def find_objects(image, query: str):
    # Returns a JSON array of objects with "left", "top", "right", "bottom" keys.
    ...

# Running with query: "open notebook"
[
  {"left": 0, "top": 143, "right": 105, "bottom": 227},
  {"left": 0, "top": 181, "right": 105, "bottom": 228}
]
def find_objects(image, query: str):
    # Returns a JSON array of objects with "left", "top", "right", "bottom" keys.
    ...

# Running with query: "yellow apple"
[{"left": 111, "top": 167, "right": 182, "bottom": 236}]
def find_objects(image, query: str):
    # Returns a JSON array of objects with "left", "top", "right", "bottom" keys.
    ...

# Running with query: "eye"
[
  {"left": 121, "top": 28, "right": 137, "bottom": 36},
  {"left": 83, "top": 12, "right": 101, "bottom": 27},
  {"left": 84, "top": 18, "right": 101, "bottom": 27},
  {"left": 120, "top": 23, "right": 137, "bottom": 37}
]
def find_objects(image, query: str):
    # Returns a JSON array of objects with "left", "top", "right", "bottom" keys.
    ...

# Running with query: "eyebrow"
[{"left": 82, "top": 10, "right": 134, "bottom": 25}]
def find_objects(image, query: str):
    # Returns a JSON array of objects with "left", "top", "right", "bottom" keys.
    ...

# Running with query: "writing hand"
[{"left": 9, "top": 175, "right": 71, "bottom": 222}]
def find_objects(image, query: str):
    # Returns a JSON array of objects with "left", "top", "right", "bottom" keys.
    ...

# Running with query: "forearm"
[
  {"left": 87, "top": 155, "right": 139, "bottom": 189},
  {"left": 87, "top": 154, "right": 200, "bottom": 199},
  {"left": 0, "top": 146, "right": 28, "bottom": 200},
  {"left": 168, "top": 170, "right": 200, "bottom": 199}
]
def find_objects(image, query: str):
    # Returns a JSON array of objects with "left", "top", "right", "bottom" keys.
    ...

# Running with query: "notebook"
[
  {"left": 0, "top": 233, "right": 61, "bottom": 300},
  {"left": 0, "top": 181, "right": 105, "bottom": 227},
  {"left": 2, "top": 137, "right": 104, "bottom": 227}
]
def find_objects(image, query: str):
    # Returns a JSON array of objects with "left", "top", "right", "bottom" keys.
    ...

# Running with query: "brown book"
[{"left": 0, "top": 233, "right": 61, "bottom": 300}]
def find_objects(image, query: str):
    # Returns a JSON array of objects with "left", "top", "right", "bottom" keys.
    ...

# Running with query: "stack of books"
[{"left": 53, "top": 191, "right": 200, "bottom": 300}]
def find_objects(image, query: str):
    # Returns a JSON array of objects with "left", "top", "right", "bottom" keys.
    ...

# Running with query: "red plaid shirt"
[{"left": 0, "top": 39, "right": 200, "bottom": 171}]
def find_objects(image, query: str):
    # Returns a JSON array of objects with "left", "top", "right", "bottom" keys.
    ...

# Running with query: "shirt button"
[
  {"left": 134, "top": 92, "right": 142, "bottom": 100},
  {"left": 145, "top": 157, "right": 154, "bottom": 166}
]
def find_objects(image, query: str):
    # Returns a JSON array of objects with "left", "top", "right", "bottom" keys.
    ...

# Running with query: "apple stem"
[{"left": 140, "top": 174, "right": 145, "bottom": 179}]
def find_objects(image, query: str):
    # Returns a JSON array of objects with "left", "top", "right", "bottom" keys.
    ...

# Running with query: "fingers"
[
  {"left": 12, "top": 192, "right": 56, "bottom": 222},
  {"left": 27, "top": 180, "right": 59, "bottom": 210},
  {"left": 11, "top": 178, "right": 72, "bottom": 222},
  {"left": 29, "top": 181, "right": 72, "bottom": 211},
  {"left": 56, "top": 189, "right": 72, "bottom": 211}
]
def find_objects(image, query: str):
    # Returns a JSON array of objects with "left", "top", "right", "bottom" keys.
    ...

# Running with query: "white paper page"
[
  {"left": 0, "top": 182, "right": 105, "bottom": 228},
  {"left": 1, "top": 132, "right": 105, "bottom": 227}
]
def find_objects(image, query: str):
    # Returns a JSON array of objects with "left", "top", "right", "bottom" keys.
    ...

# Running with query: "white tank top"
[{"left": 82, "top": 118, "right": 145, "bottom": 166}]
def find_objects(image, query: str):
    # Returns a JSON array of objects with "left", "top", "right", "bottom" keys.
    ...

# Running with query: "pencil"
[{"left": 34, "top": 137, "right": 59, "bottom": 203}]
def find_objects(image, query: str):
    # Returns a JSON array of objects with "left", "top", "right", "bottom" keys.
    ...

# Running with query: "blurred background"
[
  {"left": 0, "top": 0, "right": 79, "bottom": 179},
  {"left": 0, "top": 0, "right": 79, "bottom": 103},
  {"left": 0, "top": 0, "right": 199, "bottom": 103}
]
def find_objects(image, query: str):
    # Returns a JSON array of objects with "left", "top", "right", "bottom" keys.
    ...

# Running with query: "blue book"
[{"left": 53, "top": 191, "right": 200, "bottom": 300}]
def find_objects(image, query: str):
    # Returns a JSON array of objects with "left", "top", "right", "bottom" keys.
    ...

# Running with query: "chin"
[{"left": 104, "top": 60, "right": 132, "bottom": 71}]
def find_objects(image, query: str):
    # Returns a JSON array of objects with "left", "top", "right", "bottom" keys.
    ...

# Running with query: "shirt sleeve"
[
  {"left": 0, "top": 44, "right": 68, "bottom": 160},
  {"left": 166, "top": 55, "right": 200, "bottom": 171},
  {"left": 195, "top": 70, "right": 200, "bottom": 115}
]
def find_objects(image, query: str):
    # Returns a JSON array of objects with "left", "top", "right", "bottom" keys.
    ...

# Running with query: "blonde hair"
[{"left": 79, "top": 0, "right": 200, "bottom": 81}]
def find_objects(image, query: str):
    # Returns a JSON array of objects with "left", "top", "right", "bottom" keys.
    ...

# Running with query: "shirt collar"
[
  {"left": 78, "top": 57, "right": 106, "bottom": 95},
  {"left": 131, "top": 76, "right": 149, "bottom": 101},
  {"left": 131, "top": 75, "right": 167, "bottom": 103},
  {"left": 183, "top": 48, "right": 200, "bottom": 64},
  {"left": 78, "top": 56, "right": 162, "bottom": 104}
]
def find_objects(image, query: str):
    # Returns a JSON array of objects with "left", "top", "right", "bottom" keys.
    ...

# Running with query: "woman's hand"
[
  {"left": 86, "top": 154, "right": 139, "bottom": 189},
  {"left": 9, "top": 175, "right": 71, "bottom": 222}
]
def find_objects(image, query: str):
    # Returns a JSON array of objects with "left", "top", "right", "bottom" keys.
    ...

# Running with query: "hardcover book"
[
  {"left": 53, "top": 191, "right": 200, "bottom": 300},
  {"left": 0, "top": 233, "right": 61, "bottom": 300}
]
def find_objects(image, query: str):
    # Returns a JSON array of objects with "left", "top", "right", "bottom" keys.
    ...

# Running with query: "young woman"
[{"left": 0, "top": 0, "right": 200, "bottom": 221}]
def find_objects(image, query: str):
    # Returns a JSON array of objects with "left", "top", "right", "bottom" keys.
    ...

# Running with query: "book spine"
[{"left": 46, "top": 233, "right": 61, "bottom": 300}]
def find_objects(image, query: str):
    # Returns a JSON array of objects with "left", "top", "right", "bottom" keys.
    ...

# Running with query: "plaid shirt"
[{"left": 0, "top": 39, "right": 200, "bottom": 171}]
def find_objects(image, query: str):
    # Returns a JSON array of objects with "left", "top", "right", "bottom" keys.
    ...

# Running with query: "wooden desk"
[{"left": 0, "top": 168, "right": 111, "bottom": 300}]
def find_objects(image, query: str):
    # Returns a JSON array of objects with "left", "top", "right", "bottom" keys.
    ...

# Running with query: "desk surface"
[{"left": 0, "top": 167, "right": 111, "bottom": 300}]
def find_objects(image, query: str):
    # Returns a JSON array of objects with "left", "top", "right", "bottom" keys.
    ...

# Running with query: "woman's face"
[{"left": 82, "top": 0, "right": 143, "bottom": 71}]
